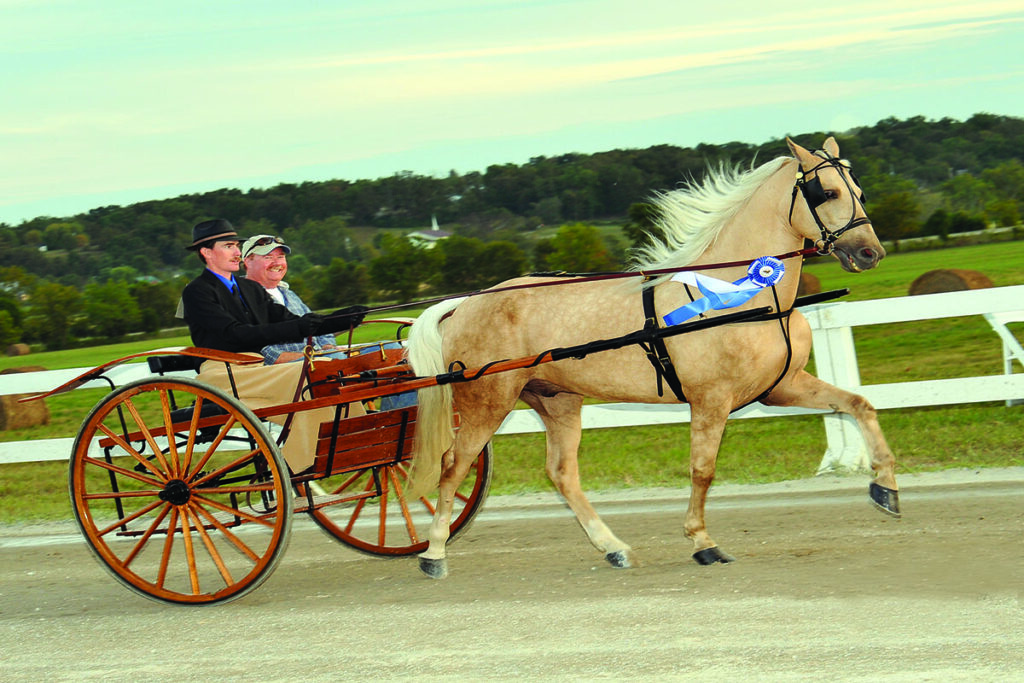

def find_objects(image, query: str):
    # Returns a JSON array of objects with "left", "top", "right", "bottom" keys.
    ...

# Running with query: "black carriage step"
[
  {"left": 170, "top": 401, "right": 230, "bottom": 445},
  {"left": 147, "top": 354, "right": 205, "bottom": 375},
  {"left": 169, "top": 400, "right": 228, "bottom": 426}
]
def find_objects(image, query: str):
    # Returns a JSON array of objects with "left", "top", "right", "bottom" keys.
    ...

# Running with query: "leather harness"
[{"left": 639, "top": 281, "right": 796, "bottom": 411}]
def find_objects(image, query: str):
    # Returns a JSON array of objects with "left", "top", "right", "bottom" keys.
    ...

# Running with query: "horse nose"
[{"left": 860, "top": 245, "right": 885, "bottom": 266}]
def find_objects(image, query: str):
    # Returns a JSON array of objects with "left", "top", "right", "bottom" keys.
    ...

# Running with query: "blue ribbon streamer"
[{"left": 662, "top": 256, "right": 785, "bottom": 326}]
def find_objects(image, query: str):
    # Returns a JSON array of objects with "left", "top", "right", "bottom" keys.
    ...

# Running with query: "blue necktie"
[{"left": 231, "top": 283, "right": 247, "bottom": 310}]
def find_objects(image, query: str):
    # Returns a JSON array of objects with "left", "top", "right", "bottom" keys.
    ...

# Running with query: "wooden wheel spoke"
[
  {"left": 157, "top": 507, "right": 179, "bottom": 589},
  {"left": 179, "top": 395, "right": 207, "bottom": 477},
  {"left": 190, "top": 448, "right": 262, "bottom": 488},
  {"left": 81, "top": 454, "right": 165, "bottom": 489},
  {"left": 190, "top": 504, "right": 261, "bottom": 562},
  {"left": 157, "top": 389, "right": 181, "bottom": 478},
  {"left": 387, "top": 466, "right": 420, "bottom": 545},
  {"left": 191, "top": 481, "right": 276, "bottom": 497},
  {"left": 95, "top": 499, "right": 165, "bottom": 538},
  {"left": 179, "top": 507, "right": 201, "bottom": 595},
  {"left": 122, "top": 505, "right": 173, "bottom": 567},
  {"left": 83, "top": 489, "right": 163, "bottom": 502},
  {"left": 94, "top": 424, "right": 169, "bottom": 482},
  {"left": 183, "top": 415, "right": 243, "bottom": 484},
  {"left": 377, "top": 469, "right": 390, "bottom": 546},
  {"left": 190, "top": 493, "right": 279, "bottom": 528},
  {"left": 342, "top": 475, "right": 378, "bottom": 534},
  {"left": 323, "top": 470, "right": 365, "bottom": 496},
  {"left": 122, "top": 397, "right": 175, "bottom": 477},
  {"left": 183, "top": 506, "right": 234, "bottom": 588},
  {"left": 393, "top": 462, "right": 437, "bottom": 513}
]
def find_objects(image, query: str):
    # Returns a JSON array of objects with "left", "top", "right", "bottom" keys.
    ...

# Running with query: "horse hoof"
[
  {"left": 418, "top": 556, "right": 449, "bottom": 579},
  {"left": 869, "top": 482, "right": 901, "bottom": 518},
  {"left": 605, "top": 550, "right": 635, "bottom": 569},
  {"left": 692, "top": 547, "right": 735, "bottom": 565}
]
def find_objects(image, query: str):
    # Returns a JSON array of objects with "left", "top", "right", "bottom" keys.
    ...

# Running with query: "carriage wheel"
[
  {"left": 299, "top": 443, "right": 492, "bottom": 556},
  {"left": 69, "top": 377, "right": 292, "bottom": 605}
]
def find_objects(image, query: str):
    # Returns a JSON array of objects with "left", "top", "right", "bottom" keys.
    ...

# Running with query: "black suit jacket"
[{"left": 181, "top": 269, "right": 310, "bottom": 353}]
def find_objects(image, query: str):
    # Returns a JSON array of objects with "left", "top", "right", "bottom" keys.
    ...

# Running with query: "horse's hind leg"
[
  {"left": 522, "top": 390, "right": 636, "bottom": 569},
  {"left": 418, "top": 429, "right": 493, "bottom": 579},
  {"left": 764, "top": 369, "right": 900, "bottom": 516}
]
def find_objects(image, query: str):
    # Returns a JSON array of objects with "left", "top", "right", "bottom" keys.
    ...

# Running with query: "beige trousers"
[{"left": 197, "top": 360, "right": 364, "bottom": 473}]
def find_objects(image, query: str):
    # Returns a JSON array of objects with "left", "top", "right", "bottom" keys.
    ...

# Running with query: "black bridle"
[{"left": 789, "top": 150, "right": 871, "bottom": 255}]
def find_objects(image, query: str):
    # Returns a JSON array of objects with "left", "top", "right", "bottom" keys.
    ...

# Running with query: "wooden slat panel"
[
  {"left": 315, "top": 447, "right": 409, "bottom": 476},
  {"left": 313, "top": 407, "right": 417, "bottom": 475},
  {"left": 315, "top": 422, "right": 416, "bottom": 457},
  {"left": 316, "top": 407, "right": 418, "bottom": 439}
]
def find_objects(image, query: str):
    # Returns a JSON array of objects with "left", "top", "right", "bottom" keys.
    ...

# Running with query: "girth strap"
[{"left": 639, "top": 287, "right": 687, "bottom": 402}]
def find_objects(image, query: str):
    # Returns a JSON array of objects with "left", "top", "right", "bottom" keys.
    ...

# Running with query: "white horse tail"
[{"left": 404, "top": 297, "right": 465, "bottom": 501}]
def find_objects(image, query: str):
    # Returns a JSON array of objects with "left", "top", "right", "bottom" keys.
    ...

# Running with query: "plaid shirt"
[{"left": 259, "top": 282, "right": 336, "bottom": 364}]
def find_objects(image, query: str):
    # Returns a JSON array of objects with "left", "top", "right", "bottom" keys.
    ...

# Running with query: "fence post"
[{"left": 805, "top": 307, "right": 870, "bottom": 473}]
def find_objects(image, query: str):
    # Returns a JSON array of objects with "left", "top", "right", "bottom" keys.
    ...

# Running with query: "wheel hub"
[{"left": 159, "top": 479, "right": 192, "bottom": 506}]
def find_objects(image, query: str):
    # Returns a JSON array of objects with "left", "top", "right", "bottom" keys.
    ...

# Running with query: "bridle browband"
[{"left": 788, "top": 149, "right": 870, "bottom": 255}]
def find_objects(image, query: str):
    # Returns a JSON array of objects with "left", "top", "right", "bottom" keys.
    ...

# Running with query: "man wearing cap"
[
  {"left": 241, "top": 234, "right": 341, "bottom": 364},
  {"left": 242, "top": 232, "right": 416, "bottom": 411},
  {"left": 180, "top": 219, "right": 366, "bottom": 473}
]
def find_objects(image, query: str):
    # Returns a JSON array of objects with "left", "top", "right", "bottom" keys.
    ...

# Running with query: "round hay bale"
[
  {"left": 797, "top": 272, "right": 821, "bottom": 298},
  {"left": 908, "top": 269, "right": 994, "bottom": 296},
  {"left": 6, "top": 343, "right": 31, "bottom": 357},
  {"left": 0, "top": 365, "right": 50, "bottom": 431}
]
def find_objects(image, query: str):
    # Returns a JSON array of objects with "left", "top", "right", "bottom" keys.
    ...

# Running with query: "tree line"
[{"left": 1, "top": 112, "right": 1021, "bottom": 350}]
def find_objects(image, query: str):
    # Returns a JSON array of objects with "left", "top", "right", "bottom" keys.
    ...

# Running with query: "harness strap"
[
  {"left": 639, "top": 287, "right": 687, "bottom": 402},
  {"left": 733, "top": 286, "right": 795, "bottom": 412}
]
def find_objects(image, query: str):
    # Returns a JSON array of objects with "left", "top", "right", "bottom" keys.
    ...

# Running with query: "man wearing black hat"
[{"left": 180, "top": 219, "right": 367, "bottom": 472}]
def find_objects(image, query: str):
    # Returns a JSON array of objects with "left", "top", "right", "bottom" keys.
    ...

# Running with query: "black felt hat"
[{"left": 187, "top": 219, "right": 238, "bottom": 250}]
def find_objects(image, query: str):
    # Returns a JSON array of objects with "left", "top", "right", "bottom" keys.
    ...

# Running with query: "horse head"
[{"left": 786, "top": 137, "right": 885, "bottom": 272}]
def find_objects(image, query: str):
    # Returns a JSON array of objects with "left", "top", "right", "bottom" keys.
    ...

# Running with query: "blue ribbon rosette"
[{"left": 662, "top": 256, "right": 785, "bottom": 326}]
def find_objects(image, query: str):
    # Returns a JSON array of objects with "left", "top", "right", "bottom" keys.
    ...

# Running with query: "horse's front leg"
[
  {"left": 685, "top": 402, "right": 736, "bottom": 565},
  {"left": 764, "top": 369, "right": 900, "bottom": 516}
]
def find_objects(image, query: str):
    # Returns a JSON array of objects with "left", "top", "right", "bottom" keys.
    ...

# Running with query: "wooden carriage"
[{"left": 32, "top": 325, "right": 491, "bottom": 605}]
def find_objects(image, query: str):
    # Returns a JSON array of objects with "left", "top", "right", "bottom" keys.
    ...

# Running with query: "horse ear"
[
  {"left": 786, "top": 137, "right": 814, "bottom": 165},
  {"left": 823, "top": 136, "right": 840, "bottom": 157}
]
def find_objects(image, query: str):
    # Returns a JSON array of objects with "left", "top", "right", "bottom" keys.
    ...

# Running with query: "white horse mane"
[{"left": 630, "top": 156, "right": 791, "bottom": 279}]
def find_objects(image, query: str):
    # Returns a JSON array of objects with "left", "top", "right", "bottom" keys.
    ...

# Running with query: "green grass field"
[{"left": 1, "top": 241, "right": 1022, "bottom": 522}]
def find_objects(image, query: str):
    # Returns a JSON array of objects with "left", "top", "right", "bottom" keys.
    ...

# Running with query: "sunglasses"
[{"left": 243, "top": 235, "right": 286, "bottom": 258}]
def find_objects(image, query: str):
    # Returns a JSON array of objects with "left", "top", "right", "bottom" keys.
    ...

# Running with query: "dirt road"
[{"left": 2, "top": 468, "right": 1022, "bottom": 681}]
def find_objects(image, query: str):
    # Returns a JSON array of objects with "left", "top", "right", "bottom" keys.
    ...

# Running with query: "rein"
[
  {"left": 363, "top": 245, "right": 821, "bottom": 317},
  {"left": 336, "top": 150, "right": 865, "bottom": 321}
]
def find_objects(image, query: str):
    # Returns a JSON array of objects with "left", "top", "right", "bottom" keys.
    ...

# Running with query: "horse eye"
[{"left": 824, "top": 189, "right": 839, "bottom": 200}]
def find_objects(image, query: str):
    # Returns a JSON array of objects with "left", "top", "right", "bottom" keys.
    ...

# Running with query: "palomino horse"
[{"left": 405, "top": 137, "right": 899, "bottom": 578}]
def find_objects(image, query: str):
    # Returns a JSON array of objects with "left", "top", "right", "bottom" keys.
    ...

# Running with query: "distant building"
[{"left": 407, "top": 215, "right": 451, "bottom": 249}]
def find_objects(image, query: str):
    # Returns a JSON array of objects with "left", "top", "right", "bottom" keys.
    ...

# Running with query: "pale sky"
[{"left": 2, "top": 0, "right": 1021, "bottom": 225}]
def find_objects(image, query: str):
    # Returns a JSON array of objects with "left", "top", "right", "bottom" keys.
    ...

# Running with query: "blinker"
[
  {"left": 850, "top": 171, "right": 867, "bottom": 203},
  {"left": 801, "top": 175, "right": 828, "bottom": 209}
]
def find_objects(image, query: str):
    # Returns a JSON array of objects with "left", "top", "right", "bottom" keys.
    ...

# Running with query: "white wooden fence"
[{"left": 2, "top": 286, "right": 1022, "bottom": 472}]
